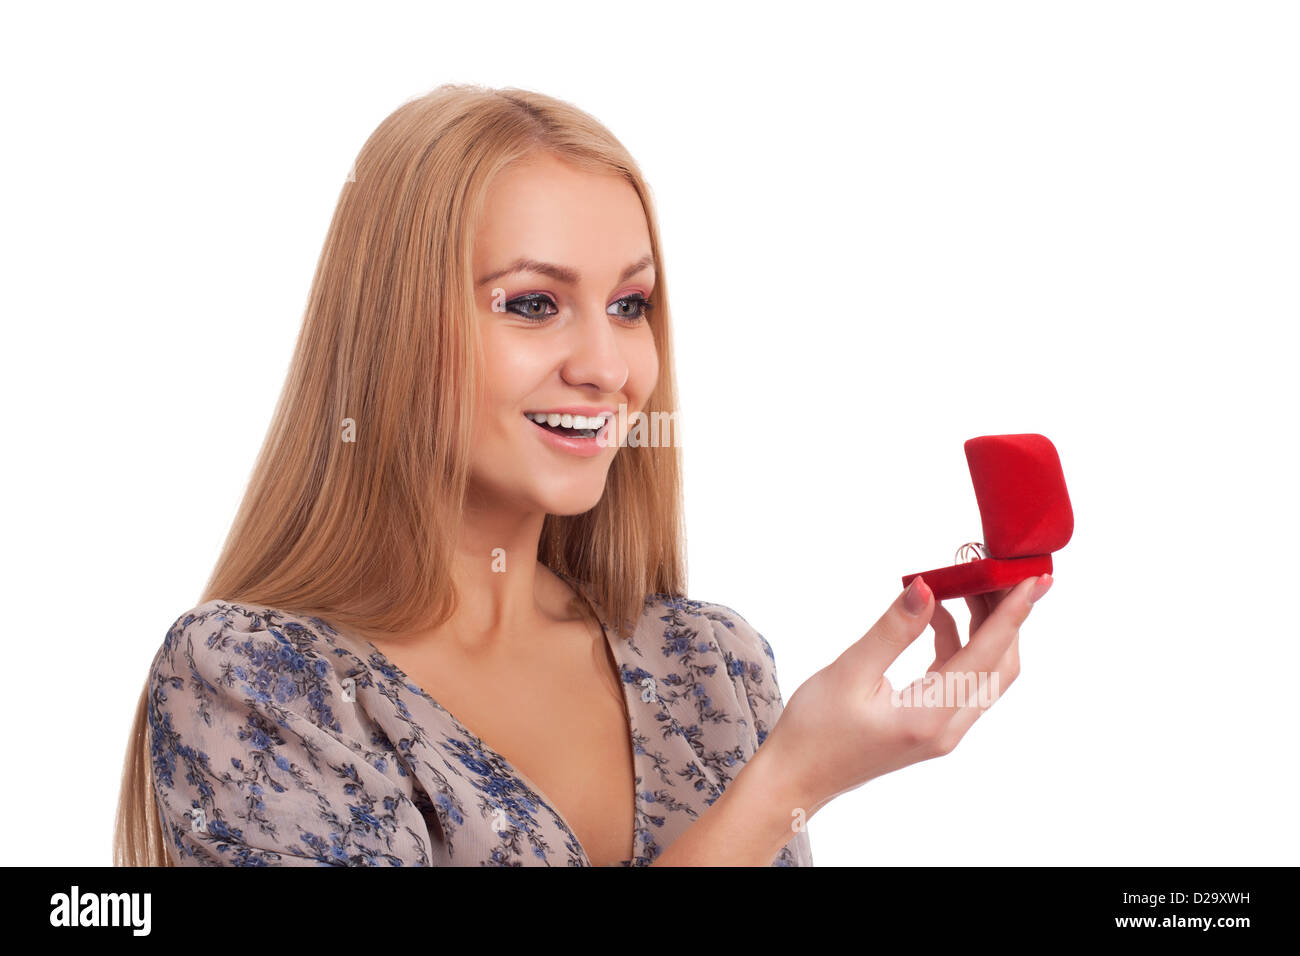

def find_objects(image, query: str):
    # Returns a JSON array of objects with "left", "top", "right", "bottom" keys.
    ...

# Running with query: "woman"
[{"left": 114, "top": 84, "right": 1052, "bottom": 867}]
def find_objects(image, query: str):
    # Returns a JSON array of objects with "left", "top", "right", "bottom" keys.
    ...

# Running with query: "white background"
[{"left": 2, "top": 0, "right": 1296, "bottom": 866}]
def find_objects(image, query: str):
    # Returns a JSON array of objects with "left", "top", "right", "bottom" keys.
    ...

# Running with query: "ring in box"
[{"left": 902, "top": 433, "right": 1074, "bottom": 601}]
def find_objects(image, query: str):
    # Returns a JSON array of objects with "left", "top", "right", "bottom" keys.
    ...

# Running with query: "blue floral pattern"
[{"left": 147, "top": 573, "right": 813, "bottom": 866}]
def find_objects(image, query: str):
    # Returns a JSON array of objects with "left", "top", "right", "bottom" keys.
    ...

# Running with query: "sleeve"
[
  {"left": 704, "top": 603, "right": 815, "bottom": 867},
  {"left": 147, "top": 606, "right": 433, "bottom": 866}
]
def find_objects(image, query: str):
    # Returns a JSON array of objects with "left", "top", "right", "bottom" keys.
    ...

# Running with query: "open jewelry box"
[{"left": 901, "top": 433, "right": 1074, "bottom": 601}]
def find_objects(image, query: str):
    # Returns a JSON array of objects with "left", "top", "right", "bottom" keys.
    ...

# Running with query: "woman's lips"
[{"left": 524, "top": 413, "right": 612, "bottom": 458}]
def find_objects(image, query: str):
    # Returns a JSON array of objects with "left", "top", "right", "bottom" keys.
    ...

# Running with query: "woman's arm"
[
  {"left": 648, "top": 740, "right": 812, "bottom": 866},
  {"left": 651, "top": 572, "right": 1051, "bottom": 865}
]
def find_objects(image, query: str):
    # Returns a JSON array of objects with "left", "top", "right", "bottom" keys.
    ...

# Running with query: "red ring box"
[{"left": 902, "top": 433, "right": 1074, "bottom": 601}]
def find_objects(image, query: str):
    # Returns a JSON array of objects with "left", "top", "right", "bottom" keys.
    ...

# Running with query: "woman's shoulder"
[
  {"left": 640, "top": 591, "right": 792, "bottom": 751},
  {"left": 146, "top": 599, "right": 424, "bottom": 865},
  {"left": 642, "top": 591, "right": 777, "bottom": 663},
  {"left": 148, "top": 599, "right": 363, "bottom": 715},
  {"left": 156, "top": 598, "right": 339, "bottom": 656}
]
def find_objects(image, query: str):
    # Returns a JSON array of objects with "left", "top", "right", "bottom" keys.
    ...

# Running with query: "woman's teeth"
[{"left": 526, "top": 412, "right": 609, "bottom": 439}]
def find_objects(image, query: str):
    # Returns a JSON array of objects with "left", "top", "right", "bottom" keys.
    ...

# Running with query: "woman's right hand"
[{"left": 761, "top": 572, "right": 1053, "bottom": 819}]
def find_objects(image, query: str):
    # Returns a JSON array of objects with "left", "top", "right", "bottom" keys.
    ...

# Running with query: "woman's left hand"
[{"left": 925, "top": 586, "right": 1017, "bottom": 677}]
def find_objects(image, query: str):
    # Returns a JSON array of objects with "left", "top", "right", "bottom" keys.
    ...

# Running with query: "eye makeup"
[{"left": 502, "top": 292, "right": 653, "bottom": 324}]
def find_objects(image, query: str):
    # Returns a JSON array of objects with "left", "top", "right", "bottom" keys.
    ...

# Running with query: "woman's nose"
[{"left": 557, "top": 308, "right": 632, "bottom": 393}]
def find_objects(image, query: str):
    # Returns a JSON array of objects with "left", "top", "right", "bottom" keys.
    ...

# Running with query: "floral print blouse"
[{"left": 146, "top": 571, "right": 814, "bottom": 866}]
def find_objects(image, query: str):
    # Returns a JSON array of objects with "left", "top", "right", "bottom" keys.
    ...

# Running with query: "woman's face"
[{"left": 468, "top": 151, "right": 659, "bottom": 516}]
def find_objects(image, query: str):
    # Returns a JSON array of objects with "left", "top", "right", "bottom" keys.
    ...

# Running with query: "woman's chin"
[
  {"left": 541, "top": 495, "right": 605, "bottom": 517},
  {"left": 531, "top": 482, "right": 607, "bottom": 517}
]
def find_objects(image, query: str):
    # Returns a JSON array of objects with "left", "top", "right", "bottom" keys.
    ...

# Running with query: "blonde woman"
[{"left": 114, "top": 84, "right": 1051, "bottom": 867}]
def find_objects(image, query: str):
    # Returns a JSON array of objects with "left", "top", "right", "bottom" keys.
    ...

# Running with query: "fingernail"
[
  {"left": 903, "top": 576, "right": 930, "bottom": 615},
  {"left": 1027, "top": 573, "right": 1053, "bottom": 605}
]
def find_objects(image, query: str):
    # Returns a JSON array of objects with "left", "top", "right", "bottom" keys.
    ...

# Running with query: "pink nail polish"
[
  {"left": 903, "top": 576, "right": 930, "bottom": 615},
  {"left": 1027, "top": 573, "right": 1053, "bottom": 605}
]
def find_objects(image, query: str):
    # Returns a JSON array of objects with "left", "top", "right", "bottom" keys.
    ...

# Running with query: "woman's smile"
[{"left": 522, "top": 407, "right": 615, "bottom": 458}]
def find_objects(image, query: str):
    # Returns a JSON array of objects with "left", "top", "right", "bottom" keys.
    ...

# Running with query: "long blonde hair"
[{"left": 114, "top": 84, "right": 686, "bottom": 866}]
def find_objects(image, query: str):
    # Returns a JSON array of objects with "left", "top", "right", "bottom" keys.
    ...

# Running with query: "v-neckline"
[{"left": 344, "top": 570, "right": 642, "bottom": 867}]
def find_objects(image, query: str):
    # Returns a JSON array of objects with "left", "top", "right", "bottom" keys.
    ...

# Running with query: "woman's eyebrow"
[{"left": 475, "top": 253, "right": 654, "bottom": 288}]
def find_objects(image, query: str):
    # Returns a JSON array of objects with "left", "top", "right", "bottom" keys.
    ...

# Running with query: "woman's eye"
[
  {"left": 503, "top": 293, "right": 653, "bottom": 324},
  {"left": 505, "top": 294, "right": 558, "bottom": 322},
  {"left": 608, "top": 294, "right": 654, "bottom": 323}
]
